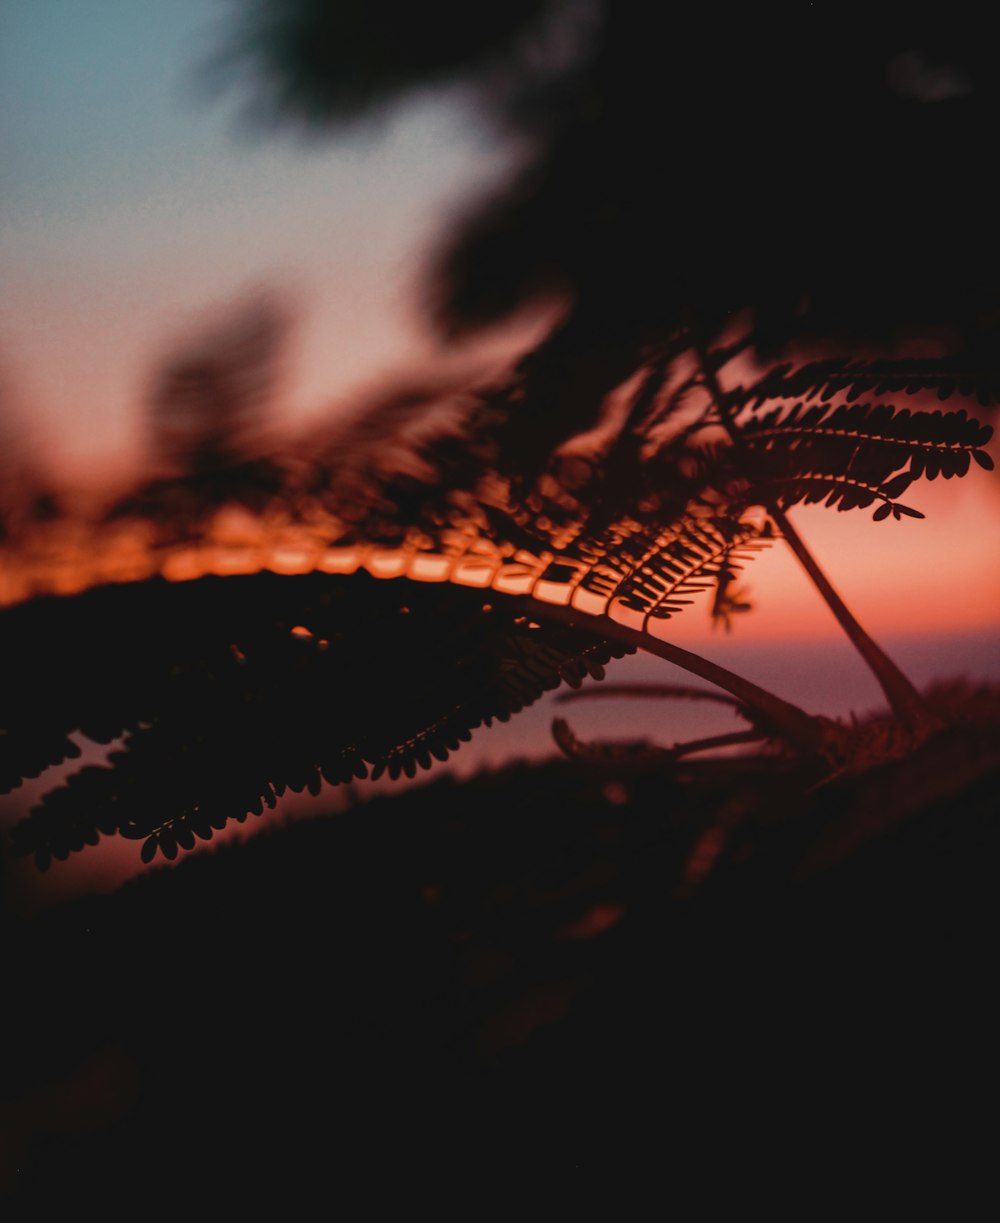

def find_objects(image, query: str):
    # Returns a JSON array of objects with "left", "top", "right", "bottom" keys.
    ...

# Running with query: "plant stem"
[
  {"left": 693, "top": 342, "right": 933, "bottom": 733},
  {"left": 557, "top": 682, "right": 742, "bottom": 707},
  {"left": 766, "top": 505, "right": 929, "bottom": 722},
  {"left": 668, "top": 729, "right": 766, "bottom": 758},
  {"left": 516, "top": 597, "right": 830, "bottom": 757}
]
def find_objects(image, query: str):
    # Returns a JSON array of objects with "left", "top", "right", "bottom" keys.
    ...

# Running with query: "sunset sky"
[
  {"left": 0, "top": 0, "right": 528, "bottom": 472},
  {"left": 2, "top": 1, "right": 999, "bottom": 909},
  {"left": 3, "top": 1, "right": 998, "bottom": 640}
]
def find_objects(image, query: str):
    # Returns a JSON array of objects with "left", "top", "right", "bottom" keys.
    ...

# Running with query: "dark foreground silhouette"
[{"left": 3, "top": 738, "right": 998, "bottom": 1202}]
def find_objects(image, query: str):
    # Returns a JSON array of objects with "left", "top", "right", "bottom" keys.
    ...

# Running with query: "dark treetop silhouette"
[{"left": 2, "top": 6, "right": 1000, "bottom": 1200}]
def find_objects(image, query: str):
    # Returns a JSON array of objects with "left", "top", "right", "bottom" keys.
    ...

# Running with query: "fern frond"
[
  {"left": 0, "top": 727, "right": 82, "bottom": 795},
  {"left": 737, "top": 399, "right": 994, "bottom": 518},
  {"left": 571, "top": 514, "right": 770, "bottom": 625},
  {"left": 6, "top": 573, "right": 631, "bottom": 868},
  {"left": 738, "top": 356, "right": 1000, "bottom": 411},
  {"left": 755, "top": 472, "right": 925, "bottom": 518},
  {"left": 365, "top": 619, "right": 630, "bottom": 785}
]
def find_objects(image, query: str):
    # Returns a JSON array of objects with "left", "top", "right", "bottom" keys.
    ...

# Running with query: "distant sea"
[{"left": 448, "top": 625, "right": 1000, "bottom": 772}]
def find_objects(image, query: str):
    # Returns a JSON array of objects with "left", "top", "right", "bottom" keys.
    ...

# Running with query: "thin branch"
[
  {"left": 693, "top": 340, "right": 935, "bottom": 735},
  {"left": 555, "top": 682, "right": 743, "bottom": 708},
  {"left": 668, "top": 728, "right": 766, "bottom": 758},
  {"left": 514, "top": 596, "right": 831, "bottom": 757}
]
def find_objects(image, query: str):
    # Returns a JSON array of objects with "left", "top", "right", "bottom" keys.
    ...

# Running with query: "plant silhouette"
[
  {"left": 2, "top": 318, "right": 996, "bottom": 869},
  {"left": 2, "top": 5, "right": 999, "bottom": 872},
  {"left": 4, "top": 6, "right": 1000, "bottom": 1202}
]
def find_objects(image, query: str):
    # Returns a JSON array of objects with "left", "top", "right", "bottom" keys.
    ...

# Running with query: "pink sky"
[{"left": 3, "top": 1, "right": 998, "bottom": 640}]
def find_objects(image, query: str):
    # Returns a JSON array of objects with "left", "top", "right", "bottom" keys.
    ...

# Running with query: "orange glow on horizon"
[{"left": 2, "top": 459, "right": 998, "bottom": 647}]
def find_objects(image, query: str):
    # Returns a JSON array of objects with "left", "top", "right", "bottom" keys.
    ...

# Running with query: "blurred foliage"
[
  {"left": 214, "top": 4, "right": 1000, "bottom": 472},
  {"left": 210, "top": 0, "right": 560, "bottom": 126}
]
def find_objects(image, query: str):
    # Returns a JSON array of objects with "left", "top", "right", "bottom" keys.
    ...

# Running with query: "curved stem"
[
  {"left": 767, "top": 504, "right": 929, "bottom": 726},
  {"left": 515, "top": 596, "right": 829, "bottom": 757},
  {"left": 669, "top": 729, "right": 766, "bottom": 759},
  {"left": 556, "top": 682, "right": 742, "bottom": 707},
  {"left": 693, "top": 341, "right": 933, "bottom": 733}
]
